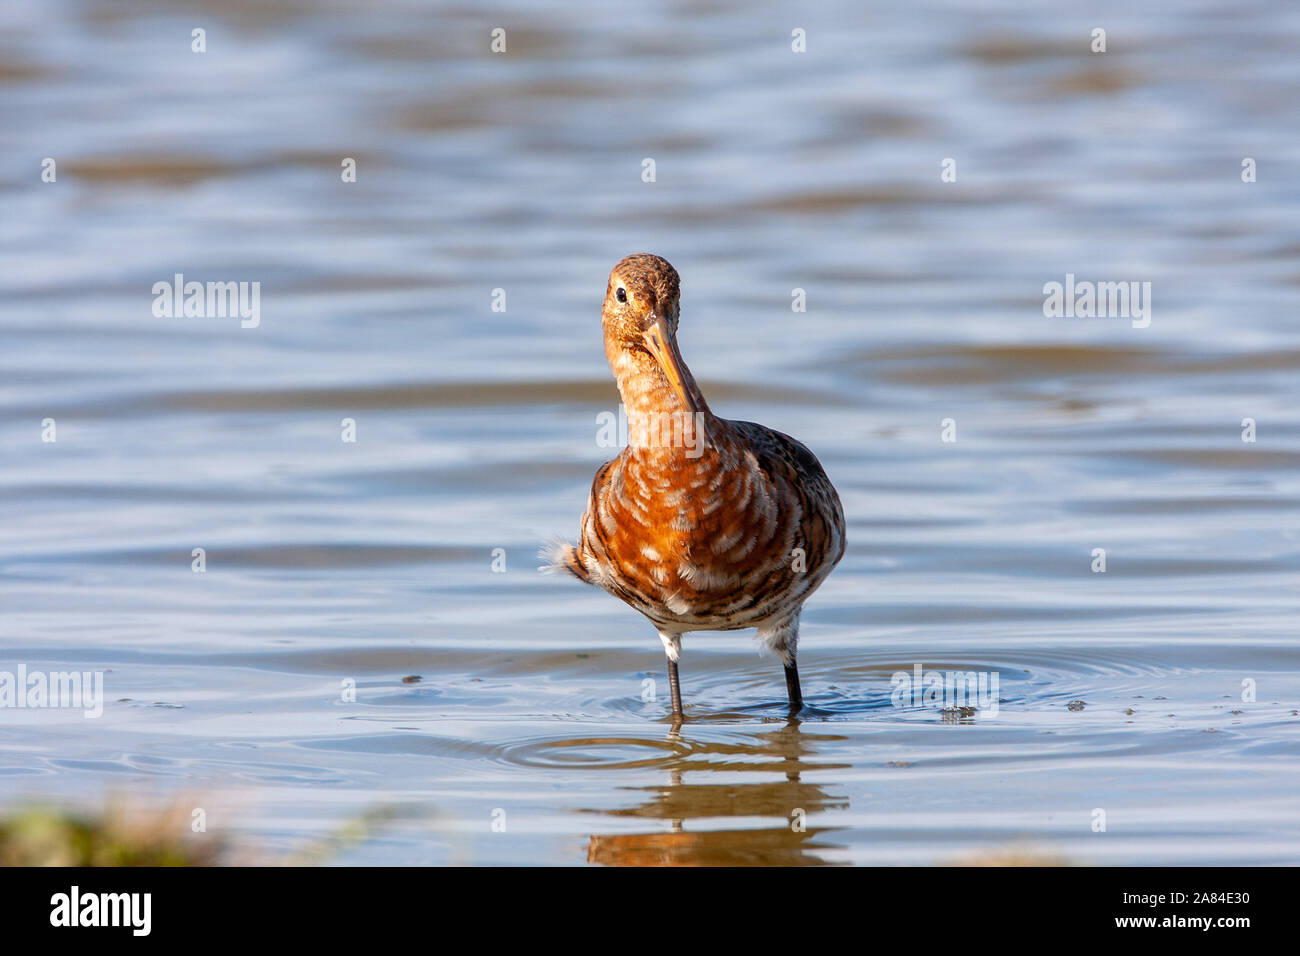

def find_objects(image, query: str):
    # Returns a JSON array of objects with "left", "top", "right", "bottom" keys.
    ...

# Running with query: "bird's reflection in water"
[{"left": 585, "top": 717, "right": 849, "bottom": 866}]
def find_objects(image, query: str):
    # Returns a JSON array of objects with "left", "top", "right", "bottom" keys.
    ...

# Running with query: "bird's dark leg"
[
  {"left": 763, "top": 610, "right": 803, "bottom": 714},
  {"left": 667, "top": 658, "right": 683, "bottom": 717},
  {"left": 784, "top": 656, "right": 803, "bottom": 712},
  {"left": 659, "top": 631, "right": 684, "bottom": 719}
]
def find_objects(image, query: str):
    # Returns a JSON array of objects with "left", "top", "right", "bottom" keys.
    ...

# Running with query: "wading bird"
[{"left": 546, "top": 254, "right": 844, "bottom": 718}]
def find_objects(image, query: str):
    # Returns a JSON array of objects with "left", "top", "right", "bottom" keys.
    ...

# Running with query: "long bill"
[{"left": 641, "top": 314, "right": 699, "bottom": 416}]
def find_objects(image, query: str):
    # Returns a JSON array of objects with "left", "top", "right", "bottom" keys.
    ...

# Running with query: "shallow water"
[{"left": 1, "top": 0, "right": 1298, "bottom": 865}]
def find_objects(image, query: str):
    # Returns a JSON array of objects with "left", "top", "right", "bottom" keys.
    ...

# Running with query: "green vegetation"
[{"left": 0, "top": 801, "right": 223, "bottom": 867}]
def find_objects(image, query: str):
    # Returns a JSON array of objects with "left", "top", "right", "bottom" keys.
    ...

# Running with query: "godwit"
[{"left": 547, "top": 254, "right": 845, "bottom": 717}]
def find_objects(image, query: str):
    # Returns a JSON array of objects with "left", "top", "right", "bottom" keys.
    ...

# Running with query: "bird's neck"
[{"left": 607, "top": 343, "right": 716, "bottom": 454}]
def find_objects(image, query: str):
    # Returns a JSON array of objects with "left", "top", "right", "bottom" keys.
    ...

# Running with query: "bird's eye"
[{"left": 616, "top": 287, "right": 627, "bottom": 303}]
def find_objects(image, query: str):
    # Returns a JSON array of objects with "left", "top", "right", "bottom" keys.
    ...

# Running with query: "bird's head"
[{"left": 601, "top": 253, "right": 696, "bottom": 413}]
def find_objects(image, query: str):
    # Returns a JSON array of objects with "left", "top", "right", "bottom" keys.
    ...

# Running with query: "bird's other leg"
[
  {"left": 658, "top": 631, "right": 684, "bottom": 718},
  {"left": 758, "top": 610, "right": 802, "bottom": 713},
  {"left": 784, "top": 657, "right": 802, "bottom": 711}
]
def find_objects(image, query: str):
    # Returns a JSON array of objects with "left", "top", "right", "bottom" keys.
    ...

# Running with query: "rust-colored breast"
[{"left": 576, "top": 419, "right": 844, "bottom": 630}]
